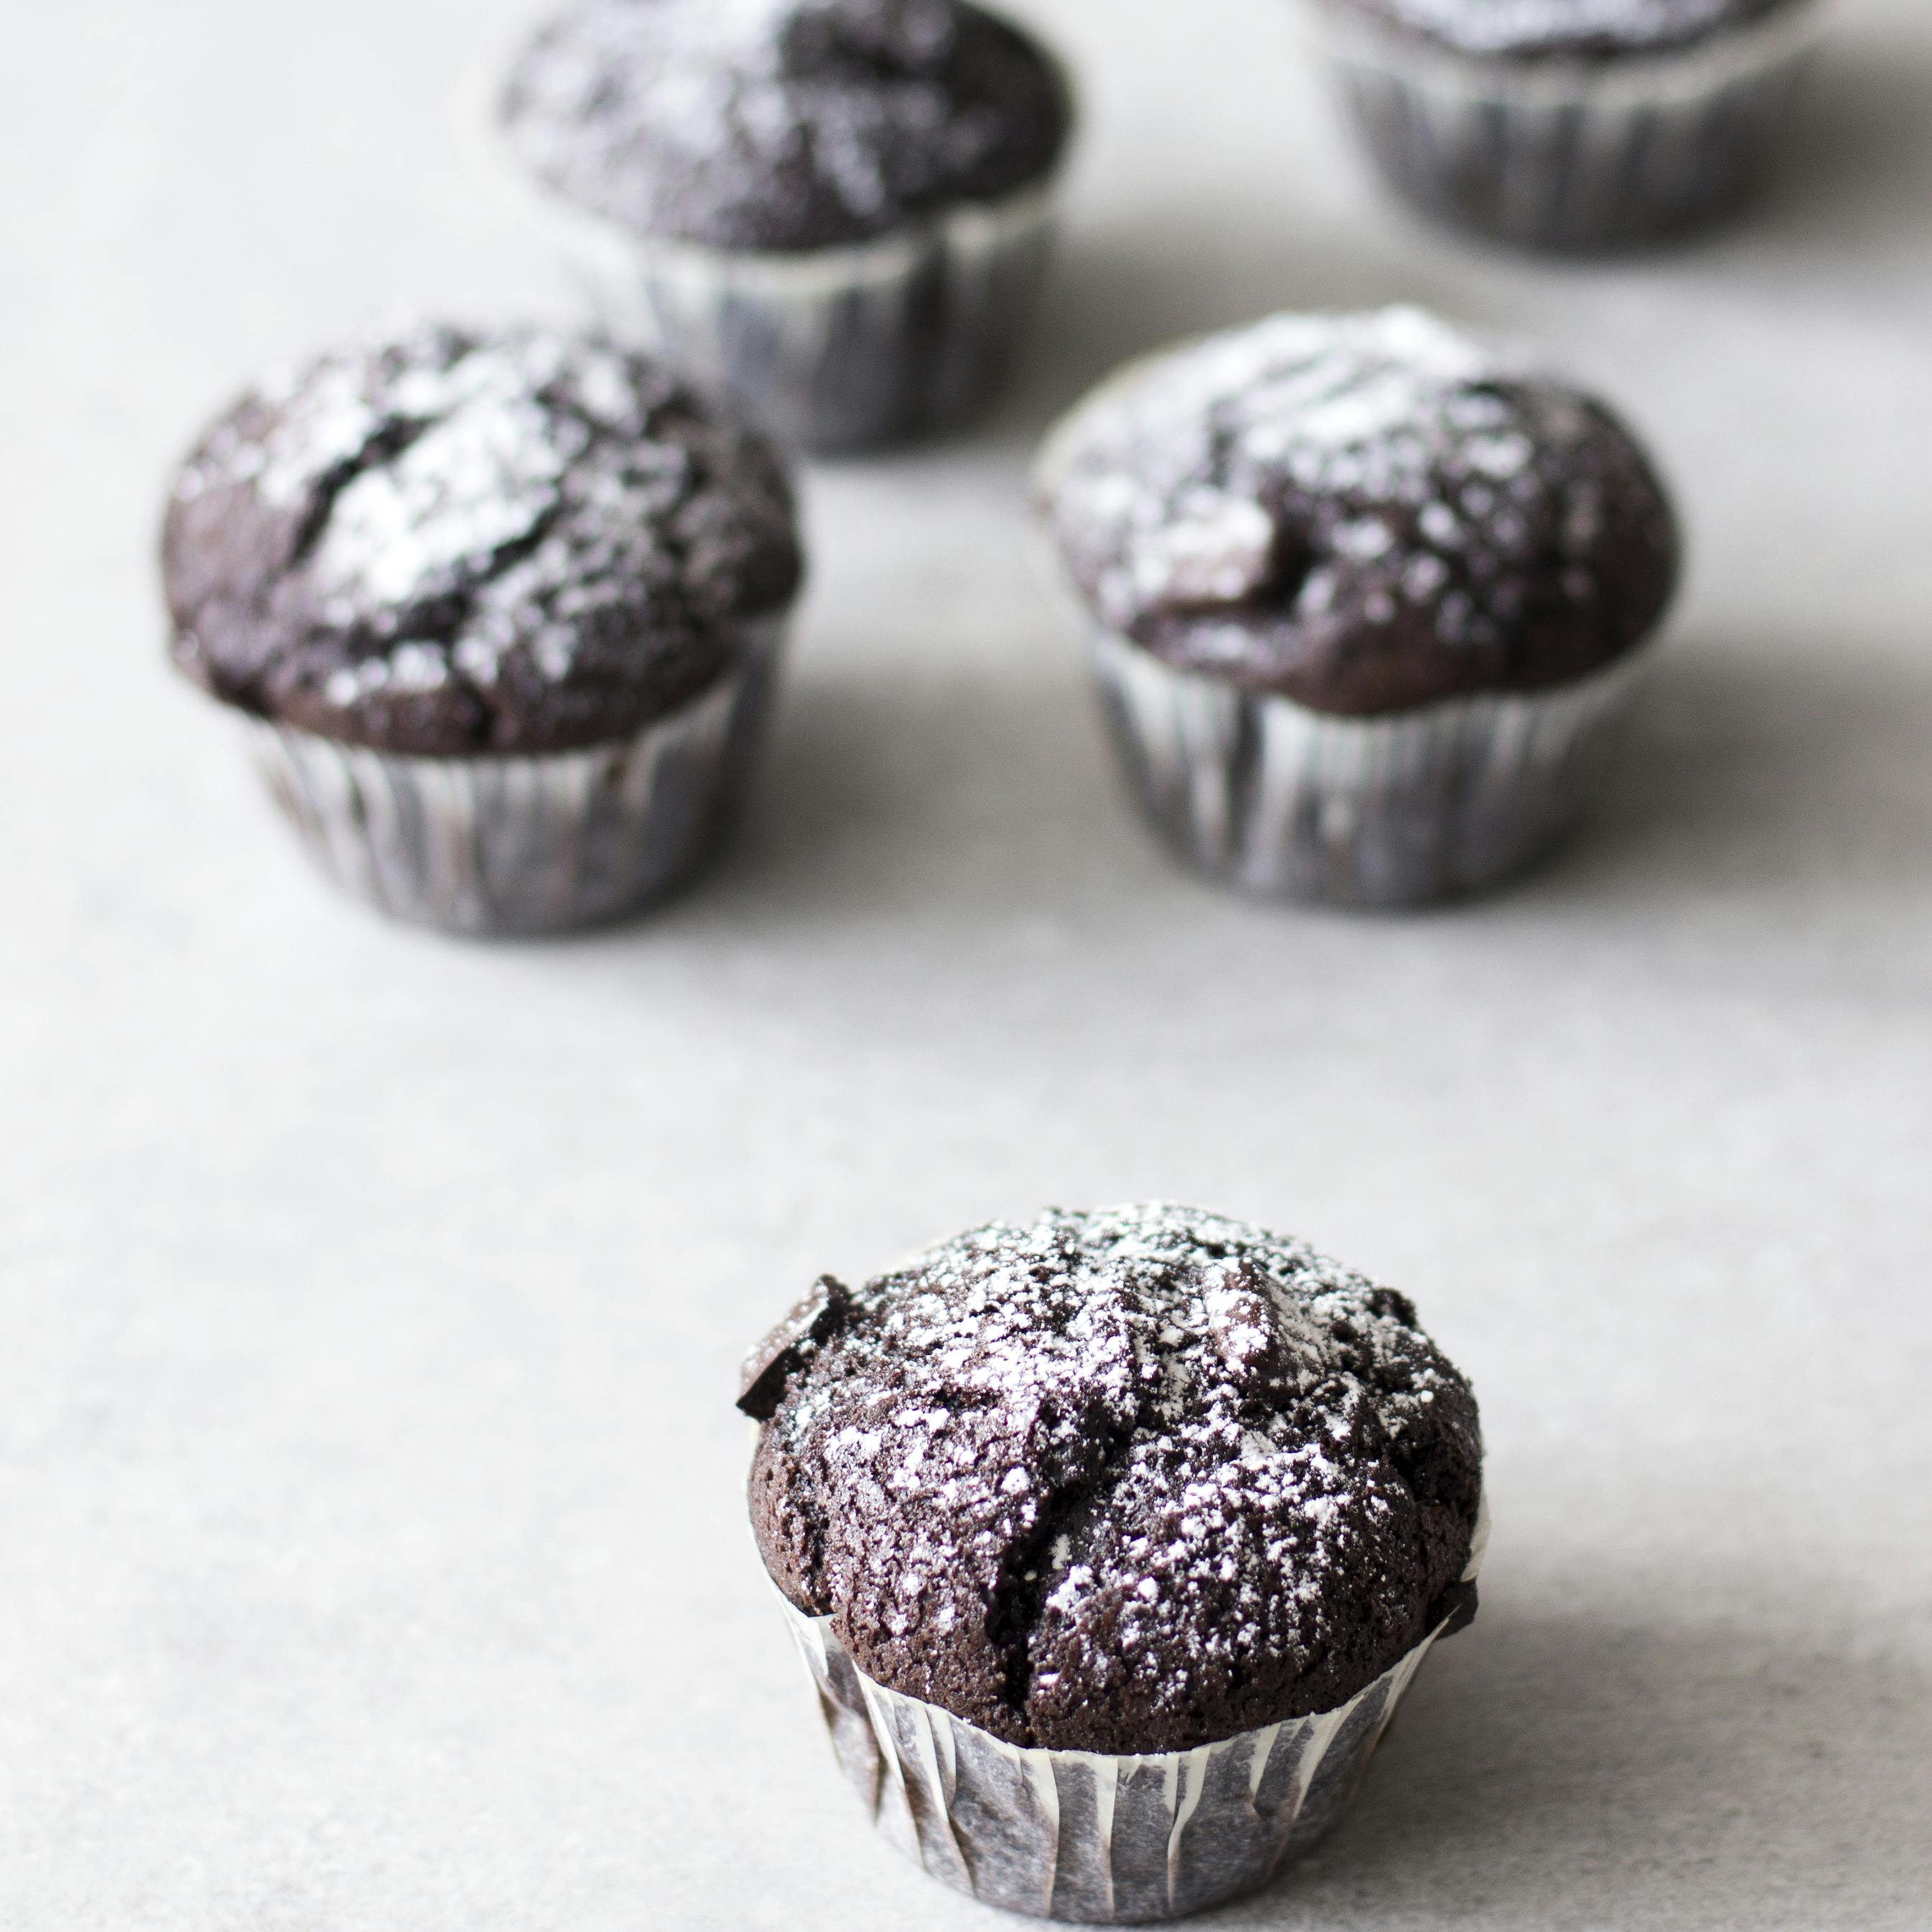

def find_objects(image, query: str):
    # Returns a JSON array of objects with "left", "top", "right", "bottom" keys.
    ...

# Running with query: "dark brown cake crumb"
[
  {"left": 1039, "top": 307, "right": 1680, "bottom": 716},
  {"left": 499, "top": 0, "right": 1073, "bottom": 253},
  {"left": 162, "top": 323, "right": 802, "bottom": 756},
  {"left": 745, "top": 1205, "right": 1483, "bottom": 1755}
]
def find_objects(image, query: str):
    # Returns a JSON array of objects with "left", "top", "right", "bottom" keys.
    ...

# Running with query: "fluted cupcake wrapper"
[
  {"left": 783, "top": 1598, "right": 1457, "bottom": 1924},
  {"left": 1296, "top": 0, "right": 1832, "bottom": 249},
  {"left": 1091, "top": 627, "right": 1651, "bottom": 907},
  {"left": 242, "top": 617, "right": 786, "bottom": 936},
  {"left": 517, "top": 174, "right": 1062, "bottom": 455}
]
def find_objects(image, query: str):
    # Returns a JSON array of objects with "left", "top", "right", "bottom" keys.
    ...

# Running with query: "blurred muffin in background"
[
  {"left": 499, "top": 0, "right": 1075, "bottom": 453},
  {"left": 1295, "top": 0, "right": 1834, "bottom": 249},
  {"left": 164, "top": 322, "right": 803, "bottom": 935},
  {"left": 1037, "top": 306, "right": 1681, "bottom": 908}
]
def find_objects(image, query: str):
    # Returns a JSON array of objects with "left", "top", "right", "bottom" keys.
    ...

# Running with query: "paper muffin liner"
[
  {"left": 241, "top": 616, "right": 786, "bottom": 936},
  {"left": 1090, "top": 626, "right": 1651, "bottom": 908},
  {"left": 513, "top": 170, "right": 1064, "bottom": 455},
  {"left": 1296, "top": 0, "right": 1832, "bottom": 248},
  {"left": 778, "top": 1497, "right": 1486, "bottom": 1923}
]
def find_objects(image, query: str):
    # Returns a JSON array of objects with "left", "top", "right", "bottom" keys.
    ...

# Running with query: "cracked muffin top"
[
  {"left": 161, "top": 323, "right": 803, "bottom": 756},
  {"left": 1322, "top": 0, "right": 1806, "bottom": 60},
  {"left": 1037, "top": 307, "right": 1679, "bottom": 716},
  {"left": 740, "top": 1205, "right": 1484, "bottom": 1754},
  {"left": 499, "top": 0, "right": 1073, "bottom": 254}
]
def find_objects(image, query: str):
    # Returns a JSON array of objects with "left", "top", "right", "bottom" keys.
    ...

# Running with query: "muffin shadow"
[
  {"left": 1738, "top": 23, "right": 1932, "bottom": 250},
  {"left": 1519, "top": 638, "right": 1932, "bottom": 920},
  {"left": 710, "top": 652, "right": 1166, "bottom": 926},
  {"left": 1222, "top": 1593, "right": 1932, "bottom": 1928}
]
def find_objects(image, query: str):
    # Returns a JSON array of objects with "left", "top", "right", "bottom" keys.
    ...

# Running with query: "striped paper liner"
[
  {"left": 1090, "top": 626, "right": 1652, "bottom": 907},
  {"left": 1297, "top": 0, "right": 1832, "bottom": 249},
  {"left": 511, "top": 168, "right": 1064, "bottom": 454},
  {"left": 778, "top": 1494, "right": 1486, "bottom": 1923},
  {"left": 244, "top": 616, "right": 786, "bottom": 936}
]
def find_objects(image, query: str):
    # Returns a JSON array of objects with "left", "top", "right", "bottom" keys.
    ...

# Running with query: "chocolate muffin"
[
  {"left": 1037, "top": 307, "right": 1682, "bottom": 907},
  {"left": 1298, "top": 0, "right": 1832, "bottom": 248},
  {"left": 741, "top": 1205, "right": 1486, "bottom": 1922},
  {"left": 164, "top": 321, "right": 804, "bottom": 933},
  {"left": 496, "top": 0, "right": 1075, "bottom": 451}
]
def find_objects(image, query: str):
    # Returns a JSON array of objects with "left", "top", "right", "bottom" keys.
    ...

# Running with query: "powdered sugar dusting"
[
  {"left": 1345, "top": 0, "right": 1799, "bottom": 58},
  {"left": 500, "top": 0, "right": 1070, "bottom": 252},
  {"left": 748, "top": 1205, "right": 1483, "bottom": 1752},
  {"left": 314, "top": 387, "right": 574, "bottom": 614},
  {"left": 1040, "top": 307, "right": 1678, "bottom": 713}
]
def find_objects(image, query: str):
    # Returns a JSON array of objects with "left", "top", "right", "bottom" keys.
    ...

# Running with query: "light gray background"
[{"left": 4, "top": 1, "right": 1930, "bottom": 1926}]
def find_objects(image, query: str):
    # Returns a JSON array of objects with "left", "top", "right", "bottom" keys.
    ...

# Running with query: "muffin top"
[
  {"left": 1327, "top": 0, "right": 1804, "bottom": 60},
  {"left": 499, "top": 0, "right": 1073, "bottom": 253},
  {"left": 163, "top": 324, "right": 802, "bottom": 756},
  {"left": 1039, "top": 307, "right": 1679, "bottom": 715},
  {"left": 742, "top": 1204, "right": 1483, "bottom": 1755}
]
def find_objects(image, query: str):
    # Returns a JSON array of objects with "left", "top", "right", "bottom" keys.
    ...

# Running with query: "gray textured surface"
[{"left": 4, "top": 1, "right": 1931, "bottom": 1926}]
